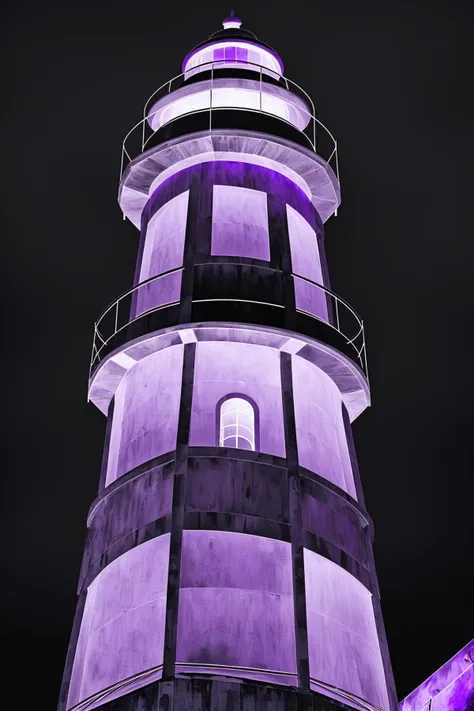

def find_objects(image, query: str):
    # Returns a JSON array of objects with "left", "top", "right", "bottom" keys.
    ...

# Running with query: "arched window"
[{"left": 218, "top": 396, "right": 257, "bottom": 451}]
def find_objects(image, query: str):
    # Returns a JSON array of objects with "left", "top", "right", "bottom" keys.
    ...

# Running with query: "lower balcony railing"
[{"left": 90, "top": 265, "right": 368, "bottom": 381}]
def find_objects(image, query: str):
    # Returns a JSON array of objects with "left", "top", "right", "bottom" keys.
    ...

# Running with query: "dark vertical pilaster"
[
  {"left": 315, "top": 219, "right": 331, "bottom": 291},
  {"left": 267, "top": 194, "right": 283, "bottom": 271},
  {"left": 157, "top": 680, "right": 174, "bottom": 711},
  {"left": 341, "top": 403, "right": 366, "bottom": 509},
  {"left": 98, "top": 397, "right": 115, "bottom": 493},
  {"left": 132, "top": 209, "right": 150, "bottom": 287},
  {"left": 369, "top": 555, "right": 399, "bottom": 711},
  {"left": 280, "top": 351, "right": 310, "bottom": 690},
  {"left": 180, "top": 169, "right": 213, "bottom": 323},
  {"left": 57, "top": 590, "right": 88, "bottom": 711},
  {"left": 179, "top": 184, "right": 198, "bottom": 325},
  {"left": 268, "top": 194, "right": 296, "bottom": 331},
  {"left": 193, "top": 163, "right": 214, "bottom": 262},
  {"left": 162, "top": 343, "right": 196, "bottom": 680}
]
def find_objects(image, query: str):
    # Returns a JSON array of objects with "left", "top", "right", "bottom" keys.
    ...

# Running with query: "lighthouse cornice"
[
  {"left": 119, "top": 129, "right": 340, "bottom": 227},
  {"left": 88, "top": 321, "right": 370, "bottom": 421}
]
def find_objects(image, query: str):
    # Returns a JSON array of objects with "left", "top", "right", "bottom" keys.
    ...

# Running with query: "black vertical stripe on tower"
[
  {"left": 57, "top": 591, "right": 88, "bottom": 711},
  {"left": 178, "top": 183, "right": 198, "bottom": 325},
  {"left": 97, "top": 397, "right": 115, "bottom": 493},
  {"left": 280, "top": 351, "right": 310, "bottom": 691},
  {"left": 132, "top": 210, "right": 149, "bottom": 288},
  {"left": 179, "top": 168, "right": 214, "bottom": 323},
  {"left": 315, "top": 215, "right": 331, "bottom": 291},
  {"left": 268, "top": 194, "right": 296, "bottom": 332},
  {"left": 369, "top": 557, "right": 399, "bottom": 711},
  {"left": 266, "top": 193, "right": 283, "bottom": 271},
  {"left": 162, "top": 342, "right": 196, "bottom": 680},
  {"left": 341, "top": 403, "right": 367, "bottom": 509}
]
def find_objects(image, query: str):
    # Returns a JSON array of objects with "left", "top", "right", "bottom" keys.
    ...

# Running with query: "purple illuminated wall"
[
  {"left": 288, "top": 204, "right": 328, "bottom": 320},
  {"left": 292, "top": 355, "right": 356, "bottom": 498},
  {"left": 304, "top": 550, "right": 389, "bottom": 709},
  {"left": 211, "top": 184, "right": 270, "bottom": 260},
  {"left": 177, "top": 530, "right": 297, "bottom": 683},
  {"left": 133, "top": 190, "right": 188, "bottom": 317},
  {"left": 189, "top": 341, "right": 286, "bottom": 457},
  {"left": 138, "top": 190, "right": 189, "bottom": 282},
  {"left": 105, "top": 345, "right": 183, "bottom": 485},
  {"left": 67, "top": 535, "right": 170, "bottom": 710}
]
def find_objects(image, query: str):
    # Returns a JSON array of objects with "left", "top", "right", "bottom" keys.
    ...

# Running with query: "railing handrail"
[
  {"left": 90, "top": 264, "right": 367, "bottom": 380},
  {"left": 291, "top": 272, "right": 363, "bottom": 328},
  {"left": 94, "top": 265, "right": 362, "bottom": 332},
  {"left": 93, "top": 266, "right": 184, "bottom": 328}
]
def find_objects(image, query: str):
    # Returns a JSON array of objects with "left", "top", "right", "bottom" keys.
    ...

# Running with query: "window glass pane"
[
  {"left": 237, "top": 437, "right": 253, "bottom": 450},
  {"left": 219, "top": 397, "right": 255, "bottom": 451},
  {"left": 224, "top": 46, "right": 236, "bottom": 61}
]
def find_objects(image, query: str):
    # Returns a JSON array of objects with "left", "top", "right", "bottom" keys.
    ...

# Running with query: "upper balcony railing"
[
  {"left": 120, "top": 60, "right": 340, "bottom": 185},
  {"left": 89, "top": 265, "right": 367, "bottom": 383}
]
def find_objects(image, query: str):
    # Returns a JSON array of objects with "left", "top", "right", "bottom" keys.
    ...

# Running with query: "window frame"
[{"left": 216, "top": 393, "right": 260, "bottom": 452}]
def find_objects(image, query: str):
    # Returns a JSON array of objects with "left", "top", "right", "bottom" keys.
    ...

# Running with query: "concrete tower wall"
[
  {"left": 58, "top": 16, "right": 399, "bottom": 711},
  {"left": 64, "top": 343, "right": 391, "bottom": 710},
  {"left": 131, "top": 161, "right": 329, "bottom": 326}
]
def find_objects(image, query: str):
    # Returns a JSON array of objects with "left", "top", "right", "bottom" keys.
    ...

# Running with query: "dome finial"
[{"left": 222, "top": 10, "right": 242, "bottom": 30}]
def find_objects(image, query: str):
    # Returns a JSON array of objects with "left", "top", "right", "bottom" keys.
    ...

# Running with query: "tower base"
[{"left": 93, "top": 676, "right": 364, "bottom": 711}]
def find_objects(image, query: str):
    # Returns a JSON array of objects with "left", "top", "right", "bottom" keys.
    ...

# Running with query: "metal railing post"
[
  {"left": 259, "top": 65, "right": 263, "bottom": 112},
  {"left": 119, "top": 147, "right": 124, "bottom": 180},
  {"left": 114, "top": 300, "right": 119, "bottom": 335},
  {"left": 141, "top": 113, "right": 146, "bottom": 152},
  {"left": 209, "top": 64, "right": 214, "bottom": 131},
  {"left": 361, "top": 323, "right": 370, "bottom": 384}
]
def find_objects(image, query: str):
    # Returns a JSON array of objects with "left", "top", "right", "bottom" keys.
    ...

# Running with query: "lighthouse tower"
[{"left": 59, "top": 15, "right": 398, "bottom": 711}]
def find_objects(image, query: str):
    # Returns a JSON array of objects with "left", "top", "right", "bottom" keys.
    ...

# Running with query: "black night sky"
[{"left": 3, "top": 0, "right": 473, "bottom": 708}]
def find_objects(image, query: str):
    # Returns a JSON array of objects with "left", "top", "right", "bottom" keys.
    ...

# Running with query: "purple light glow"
[
  {"left": 67, "top": 535, "right": 170, "bottom": 710},
  {"left": 304, "top": 549, "right": 389, "bottom": 711},
  {"left": 221, "top": 21, "right": 242, "bottom": 29},
  {"left": 177, "top": 530, "right": 297, "bottom": 677},
  {"left": 147, "top": 152, "right": 312, "bottom": 206},
  {"left": 222, "top": 14, "right": 242, "bottom": 30},
  {"left": 211, "top": 184, "right": 270, "bottom": 260}
]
